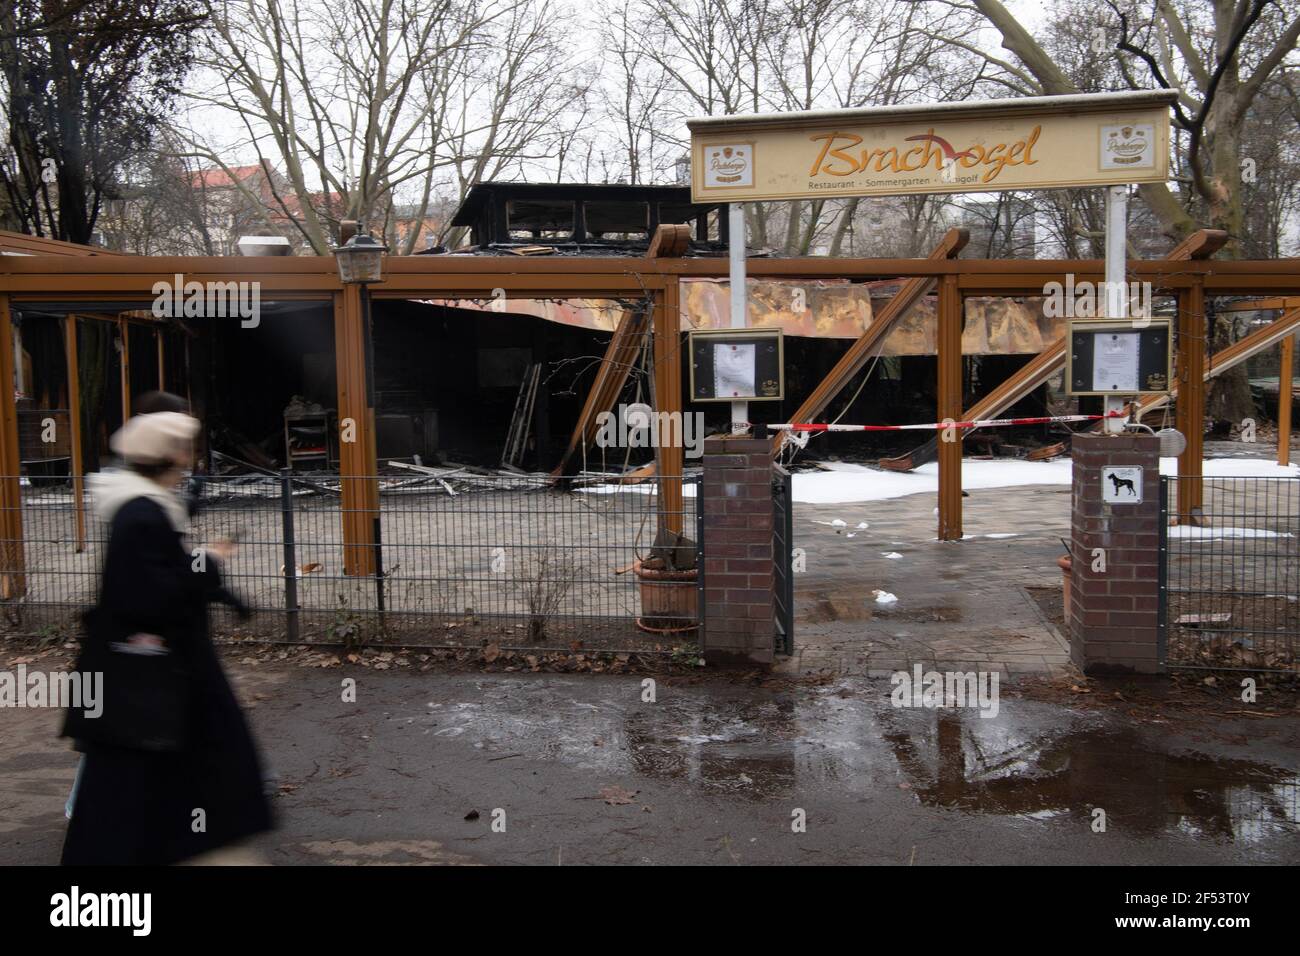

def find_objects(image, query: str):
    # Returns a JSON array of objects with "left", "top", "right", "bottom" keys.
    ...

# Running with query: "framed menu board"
[{"left": 688, "top": 328, "right": 785, "bottom": 403}]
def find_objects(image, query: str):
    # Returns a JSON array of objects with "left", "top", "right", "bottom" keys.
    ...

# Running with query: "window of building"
[{"left": 507, "top": 199, "right": 575, "bottom": 240}]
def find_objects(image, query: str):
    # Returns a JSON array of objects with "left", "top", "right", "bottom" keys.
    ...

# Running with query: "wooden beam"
[
  {"left": 334, "top": 285, "right": 378, "bottom": 576},
  {"left": 1169, "top": 229, "right": 1212, "bottom": 519},
  {"left": 553, "top": 303, "right": 651, "bottom": 476},
  {"left": 1, "top": 250, "right": 1299, "bottom": 301},
  {"left": 1166, "top": 229, "right": 1230, "bottom": 262},
  {"left": 1135, "top": 307, "right": 1300, "bottom": 418},
  {"left": 65, "top": 314, "right": 85, "bottom": 552},
  {"left": 880, "top": 343, "right": 1069, "bottom": 472},
  {"left": 646, "top": 223, "right": 692, "bottom": 259},
  {"left": 654, "top": 282, "right": 684, "bottom": 535},
  {"left": 0, "top": 294, "right": 25, "bottom": 598},
  {"left": 1214, "top": 296, "right": 1300, "bottom": 312},
  {"left": 1280, "top": 333, "right": 1294, "bottom": 468},
  {"left": 0, "top": 229, "right": 126, "bottom": 257},
  {"left": 771, "top": 227, "right": 968, "bottom": 455},
  {"left": 1165, "top": 232, "right": 1220, "bottom": 521},
  {"left": 118, "top": 317, "right": 130, "bottom": 420},
  {"left": 1175, "top": 279, "right": 1207, "bottom": 520},
  {"left": 936, "top": 275, "right": 963, "bottom": 541},
  {"left": 156, "top": 328, "right": 165, "bottom": 391}
]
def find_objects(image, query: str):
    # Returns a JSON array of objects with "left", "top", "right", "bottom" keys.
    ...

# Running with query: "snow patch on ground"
[
  {"left": 575, "top": 456, "right": 1296, "bottom": 503},
  {"left": 1159, "top": 457, "right": 1299, "bottom": 478},
  {"left": 1168, "top": 526, "right": 1294, "bottom": 540},
  {"left": 789, "top": 456, "right": 1297, "bottom": 504}
]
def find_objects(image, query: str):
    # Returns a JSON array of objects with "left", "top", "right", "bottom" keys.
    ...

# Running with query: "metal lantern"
[
  {"left": 332, "top": 233, "right": 388, "bottom": 284},
  {"left": 1156, "top": 427, "right": 1187, "bottom": 458}
]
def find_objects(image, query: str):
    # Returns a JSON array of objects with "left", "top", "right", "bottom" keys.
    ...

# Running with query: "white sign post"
[
  {"left": 1102, "top": 184, "right": 1131, "bottom": 434},
  {"left": 728, "top": 202, "right": 748, "bottom": 434}
]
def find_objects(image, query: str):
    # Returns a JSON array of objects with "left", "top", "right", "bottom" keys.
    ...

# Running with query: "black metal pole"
[
  {"left": 280, "top": 468, "right": 299, "bottom": 643},
  {"left": 373, "top": 514, "right": 385, "bottom": 622},
  {"left": 1157, "top": 475, "right": 1169, "bottom": 668},
  {"left": 695, "top": 474, "right": 705, "bottom": 642}
]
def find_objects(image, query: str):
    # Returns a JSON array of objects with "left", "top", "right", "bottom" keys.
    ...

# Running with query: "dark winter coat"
[{"left": 60, "top": 490, "right": 273, "bottom": 865}]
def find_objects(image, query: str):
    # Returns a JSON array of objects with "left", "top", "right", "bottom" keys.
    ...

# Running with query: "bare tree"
[
  {"left": 435, "top": 0, "right": 586, "bottom": 247},
  {"left": 611, "top": 0, "right": 981, "bottom": 253},
  {"left": 181, "top": 0, "right": 577, "bottom": 254},
  {"left": 932, "top": 0, "right": 1300, "bottom": 247},
  {"left": 0, "top": 0, "right": 206, "bottom": 242},
  {"left": 597, "top": 0, "right": 675, "bottom": 184}
]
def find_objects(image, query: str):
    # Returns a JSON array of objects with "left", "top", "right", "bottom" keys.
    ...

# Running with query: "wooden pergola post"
[
  {"left": 118, "top": 316, "right": 131, "bottom": 421},
  {"left": 156, "top": 327, "right": 166, "bottom": 392},
  {"left": 1280, "top": 332, "right": 1294, "bottom": 468},
  {"left": 334, "top": 284, "right": 378, "bottom": 576},
  {"left": 64, "top": 314, "right": 86, "bottom": 551},
  {"left": 653, "top": 280, "right": 684, "bottom": 535},
  {"left": 0, "top": 294, "right": 26, "bottom": 597},
  {"left": 1175, "top": 278, "right": 1207, "bottom": 521},
  {"left": 1166, "top": 230, "right": 1226, "bottom": 523},
  {"left": 936, "top": 274, "right": 963, "bottom": 541}
]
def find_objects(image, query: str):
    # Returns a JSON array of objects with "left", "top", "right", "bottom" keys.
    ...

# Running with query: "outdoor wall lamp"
[{"left": 332, "top": 233, "right": 388, "bottom": 284}]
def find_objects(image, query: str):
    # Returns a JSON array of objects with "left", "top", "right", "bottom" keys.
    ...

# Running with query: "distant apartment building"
[
  {"left": 187, "top": 162, "right": 342, "bottom": 255},
  {"left": 98, "top": 160, "right": 344, "bottom": 255}
]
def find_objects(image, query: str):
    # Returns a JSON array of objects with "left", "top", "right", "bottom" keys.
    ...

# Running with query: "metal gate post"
[
  {"left": 695, "top": 474, "right": 705, "bottom": 641},
  {"left": 1157, "top": 476, "right": 1169, "bottom": 667},
  {"left": 779, "top": 466, "right": 794, "bottom": 655},
  {"left": 373, "top": 515, "right": 385, "bottom": 623},
  {"left": 280, "top": 469, "right": 299, "bottom": 643}
]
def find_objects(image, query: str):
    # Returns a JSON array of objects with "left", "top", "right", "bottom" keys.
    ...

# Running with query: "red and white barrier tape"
[{"left": 770, "top": 411, "right": 1125, "bottom": 433}]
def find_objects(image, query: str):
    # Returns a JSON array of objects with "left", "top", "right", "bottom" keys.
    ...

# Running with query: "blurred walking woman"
[{"left": 61, "top": 410, "right": 273, "bottom": 864}]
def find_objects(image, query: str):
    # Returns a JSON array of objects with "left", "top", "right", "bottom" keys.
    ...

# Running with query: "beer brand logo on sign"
[
  {"left": 1100, "top": 124, "right": 1154, "bottom": 169},
  {"left": 704, "top": 144, "right": 753, "bottom": 188}
]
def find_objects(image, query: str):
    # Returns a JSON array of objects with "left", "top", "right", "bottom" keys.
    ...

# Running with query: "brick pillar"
[
  {"left": 701, "top": 436, "right": 774, "bottom": 666},
  {"left": 1069, "top": 433, "right": 1163, "bottom": 674}
]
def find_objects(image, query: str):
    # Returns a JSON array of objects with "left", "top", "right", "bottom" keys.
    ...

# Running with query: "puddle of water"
[
  {"left": 799, "top": 591, "right": 874, "bottom": 624},
  {"left": 415, "top": 678, "right": 1299, "bottom": 844},
  {"left": 880, "top": 712, "right": 1298, "bottom": 841}
]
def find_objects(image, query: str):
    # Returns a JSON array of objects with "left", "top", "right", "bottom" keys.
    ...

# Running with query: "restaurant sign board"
[{"left": 688, "top": 91, "right": 1176, "bottom": 203}]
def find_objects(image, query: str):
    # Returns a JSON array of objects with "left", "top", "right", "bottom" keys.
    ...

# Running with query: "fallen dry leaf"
[{"left": 598, "top": 785, "right": 638, "bottom": 805}]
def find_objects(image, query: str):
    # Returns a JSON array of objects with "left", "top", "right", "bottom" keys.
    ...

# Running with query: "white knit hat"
[{"left": 110, "top": 411, "right": 200, "bottom": 466}]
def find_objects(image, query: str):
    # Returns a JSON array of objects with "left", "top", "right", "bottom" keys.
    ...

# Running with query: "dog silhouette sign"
[{"left": 1101, "top": 465, "right": 1143, "bottom": 504}]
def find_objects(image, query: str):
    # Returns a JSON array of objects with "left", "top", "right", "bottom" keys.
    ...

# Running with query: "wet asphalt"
[{"left": 3, "top": 665, "right": 1297, "bottom": 865}]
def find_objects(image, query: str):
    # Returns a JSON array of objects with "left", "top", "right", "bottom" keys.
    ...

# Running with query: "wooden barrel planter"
[{"left": 633, "top": 558, "right": 699, "bottom": 634}]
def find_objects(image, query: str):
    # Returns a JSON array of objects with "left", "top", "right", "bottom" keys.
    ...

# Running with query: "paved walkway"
[
  {"left": 777, "top": 481, "right": 1073, "bottom": 677},
  {"left": 5, "top": 664, "right": 1297, "bottom": 865}
]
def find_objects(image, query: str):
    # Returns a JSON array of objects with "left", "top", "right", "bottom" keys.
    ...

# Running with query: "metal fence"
[
  {"left": 1160, "top": 475, "right": 1300, "bottom": 672},
  {"left": 0, "top": 471, "right": 703, "bottom": 653},
  {"left": 772, "top": 464, "right": 794, "bottom": 656}
]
